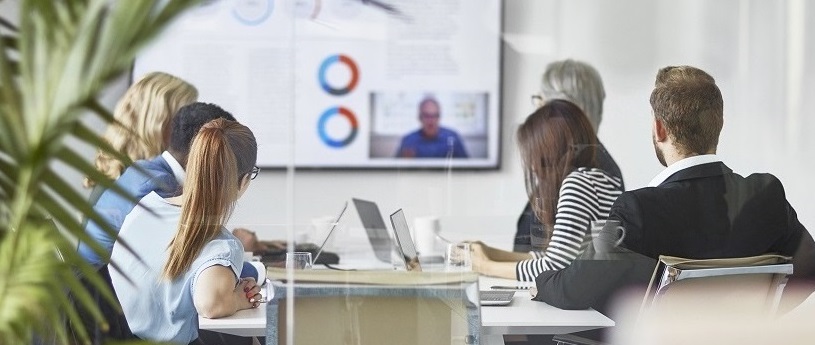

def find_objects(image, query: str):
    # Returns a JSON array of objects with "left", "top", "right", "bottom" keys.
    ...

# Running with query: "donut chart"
[
  {"left": 233, "top": 0, "right": 274, "bottom": 26},
  {"left": 318, "top": 106, "right": 358, "bottom": 148},
  {"left": 318, "top": 54, "right": 359, "bottom": 96}
]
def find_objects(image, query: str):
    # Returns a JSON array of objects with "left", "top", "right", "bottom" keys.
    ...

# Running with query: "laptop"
[
  {"left": 388, "top": 209, "right": 422, "bottom": 272},
  {"left": 390, "top": 209, "right": 515, "bottom": 305},
  {"left": 479, "top": 290, "right": 516, "bottom": 306},
  {"left": 311, "top": 201, "right": 349, "bottom": 265},
  {"left": 352, "top": 198, "right": 395, "bottom": 263}
]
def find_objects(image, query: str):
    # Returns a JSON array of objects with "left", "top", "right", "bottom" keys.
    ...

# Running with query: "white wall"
[{"left": 44, "top": 0, "right": 813, "bottom": 248}]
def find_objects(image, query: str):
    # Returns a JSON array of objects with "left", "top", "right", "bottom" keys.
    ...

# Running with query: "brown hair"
[
  {"left": 85, "top": 72, "right": 197, "bottom": 188},
  {"left": 163, "top": 118, "right": 257, "bottom": 279},
  {"left": 517, "top": 100, "right": 599, "bottom": 243},
  {"left": 650, "top": 66, "right": 723, "bottom": 155},
  {"left": 654, "top": 65, "right": 715, "bottom": 86}
]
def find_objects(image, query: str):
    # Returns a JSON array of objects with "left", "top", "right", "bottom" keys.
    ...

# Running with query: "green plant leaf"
[
  {"left": 70, "top": 122, "right": 133, "bottom": 173},
  {"left": 54, "top": 145, "right": 136, "bottom": 205},
  {"left": 0, "top": 222, "right": 74, "bottom": 344},
  {"left": 1, "top": 0, "right": 202, "bottom": 343}
]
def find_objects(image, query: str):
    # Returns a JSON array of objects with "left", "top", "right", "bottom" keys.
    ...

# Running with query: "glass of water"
[
  {"left": 285, "top": 252, "right": 313, "bottom": 270},
  {"left": 445, "top": 243, "right": 472, "bottom": 272}
]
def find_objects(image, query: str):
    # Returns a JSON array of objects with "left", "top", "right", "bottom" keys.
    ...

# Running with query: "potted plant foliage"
[{"left": 0, "top": 0, "right": 198, "bottom": 343}]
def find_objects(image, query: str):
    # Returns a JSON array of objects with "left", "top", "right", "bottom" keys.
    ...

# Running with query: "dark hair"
[
  {"left": 517, "top": 100, "right": 598, "bottom": 243},
  {"left": 164, "top": 118, "right": 257, "bottom": 279},
  {"left": 168, "top": 102, "right": 237, "bottom": 166},
  {"left": 650, "top": 69, "right": 723, "bottom": 155}
]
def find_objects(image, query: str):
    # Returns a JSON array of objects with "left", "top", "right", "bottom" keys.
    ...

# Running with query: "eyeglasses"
[
  {"left": 530, "top": 94, "right": 544, "bottom": 108},
  {"left": 249, "top": 166, "right": 260, "bottom": 180}
]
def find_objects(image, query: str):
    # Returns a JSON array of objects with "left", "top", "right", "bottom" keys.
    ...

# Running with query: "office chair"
[
  {"left": 265, "top": 269, "right": 481, "bottom": 345},
  {"left": 554, "top": 254, "right": 793, "bottom": 345},
  {"left": 641, "top": 254, "right": 792, "bottom": 315}
]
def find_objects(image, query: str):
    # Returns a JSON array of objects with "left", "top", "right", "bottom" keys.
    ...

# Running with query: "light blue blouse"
[{"left": 110, "top": 192, "right": 244, "bottom": 344}]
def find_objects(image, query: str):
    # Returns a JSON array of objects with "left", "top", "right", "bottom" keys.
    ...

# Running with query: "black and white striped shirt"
[{"left": 515, "top": 168, "right": 623, "bottom": 281}]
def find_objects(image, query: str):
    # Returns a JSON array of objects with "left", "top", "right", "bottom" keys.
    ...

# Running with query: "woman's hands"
[
  {"left": 468, "top": 241, "right": 491, "bottom": 274},
  {"left": 466, "top": 241, "right": 533, "bottom": 280},
  {"left": 237, "top": 277, "right": 263, "bottom": 310},
  {"left": 196, "top": 266, "right": 263, "bottom": 318}
]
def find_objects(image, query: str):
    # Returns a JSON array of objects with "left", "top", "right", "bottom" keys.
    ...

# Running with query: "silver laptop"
[
  {"left": 312, "top": 201, "right": 349, "bottom": 265},
  {"left": 352, "top": 198, "right": 395, "bottom": 263},
  {"left": 388, "top": 209, "right": 422, "bottom": 272},
  {"left": 479, "top": 290, "right": 516, "bottom": 306}
]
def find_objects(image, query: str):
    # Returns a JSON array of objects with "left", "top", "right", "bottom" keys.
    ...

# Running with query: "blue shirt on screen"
[{"left": 396, "top": 127, "right": 469, "bottom": 158}]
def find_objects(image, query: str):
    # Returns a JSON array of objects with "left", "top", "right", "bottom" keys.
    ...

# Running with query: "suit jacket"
[{"left": 534, "top": 162, "right": 815, "bottom": 319}]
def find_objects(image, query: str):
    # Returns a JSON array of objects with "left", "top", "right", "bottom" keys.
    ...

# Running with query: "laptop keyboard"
[
  {"left": 481, "top": 290, "right": 515, "bottom": 301},
  {"left": 480, "top": 290, "right": 515, "bottom": 305}
]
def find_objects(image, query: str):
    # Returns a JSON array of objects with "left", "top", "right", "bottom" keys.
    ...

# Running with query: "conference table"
[{"left": 199, "top": 274, "right": 614, "bottom": 345}]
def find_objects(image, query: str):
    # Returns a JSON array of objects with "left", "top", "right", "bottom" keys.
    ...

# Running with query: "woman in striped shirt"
[{"left": 471, "top": 100, "right": 623, "bottom": 281}]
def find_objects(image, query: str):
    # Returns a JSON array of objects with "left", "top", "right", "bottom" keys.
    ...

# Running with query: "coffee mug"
[
  {"left": 414, "top": 216, "right": 440, "bottom": 255},
  {"left": 590, "top": 220, "right": 626, "bottom": 253}
]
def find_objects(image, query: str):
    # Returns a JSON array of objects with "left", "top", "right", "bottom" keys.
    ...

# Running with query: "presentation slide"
[{"left": 133, "top": 0, "right": 503, "bottom": 169}]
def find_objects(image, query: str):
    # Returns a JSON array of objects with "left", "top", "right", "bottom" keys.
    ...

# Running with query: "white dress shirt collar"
[
  {"left": 647, "top": 154, "right": 721, "bottom": 187},
  {"left": 161, "top": 151, "right": 185, "bottom": 187}
]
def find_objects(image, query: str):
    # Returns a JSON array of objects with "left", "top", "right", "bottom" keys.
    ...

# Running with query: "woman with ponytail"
[{"left": 110, "top": 118, "right": 261, "bottom": 344}]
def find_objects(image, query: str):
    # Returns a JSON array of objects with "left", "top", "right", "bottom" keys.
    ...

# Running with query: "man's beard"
[{"left": 653, "top": 134, "right": 667, "bottom": 167}]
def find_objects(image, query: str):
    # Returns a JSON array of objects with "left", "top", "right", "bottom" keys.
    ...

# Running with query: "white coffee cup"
[
  {"left": 414, "top": 216, "right": 440, "bottom": 256},
  {"left": 310, "top": 216, "right": 336, "bottom": 247},
  {"left": 250, "top": 261, "right": 266, "bottom": 282}
]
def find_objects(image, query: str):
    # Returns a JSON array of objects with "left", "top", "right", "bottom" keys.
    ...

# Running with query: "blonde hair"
[
  {"left": 84, "top": 72, "right": 197, "bottom": 188},
  {"left": 163, "top": 119, "right": 257, "bottom": 280}
]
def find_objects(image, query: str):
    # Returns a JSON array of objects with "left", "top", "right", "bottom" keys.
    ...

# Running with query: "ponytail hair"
[{"left": 163, "top": 118, "right": 257, "bottom": 280}]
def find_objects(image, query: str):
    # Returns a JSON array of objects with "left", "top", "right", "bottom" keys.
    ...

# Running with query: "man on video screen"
[{"left": 396, "top": 96, "right": 469, "bottom": 158}]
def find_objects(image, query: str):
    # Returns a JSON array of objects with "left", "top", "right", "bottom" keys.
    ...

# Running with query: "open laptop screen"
[
  {"left": 352, "top": 198, "right": 393, "bottom": 263},
  {"left": 312, "top": 201, "right": 349, "bottom": 264},
  {"left": 389, "top": 209, "right": 422, "bottom": 272}
]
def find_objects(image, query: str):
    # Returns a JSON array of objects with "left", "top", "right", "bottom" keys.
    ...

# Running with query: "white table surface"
[{"left": 199, "top": 275, "right": 614, "bottom": 344}]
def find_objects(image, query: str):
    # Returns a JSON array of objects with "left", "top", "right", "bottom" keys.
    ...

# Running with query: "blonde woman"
[
  {"left": 110, "top": 118, "right": 260, "bottom": 344},
  {"left": 84, "top": 71, "right": 197, "bottom": 189}
]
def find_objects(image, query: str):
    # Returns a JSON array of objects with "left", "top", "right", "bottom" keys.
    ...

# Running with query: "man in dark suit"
[{"left": 532, "top": 66, "right": 815, "bottom": 340}]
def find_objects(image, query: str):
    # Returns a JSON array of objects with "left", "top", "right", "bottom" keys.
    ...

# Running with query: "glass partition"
[{"left": 124, "top": 0, "right": 815, "bottom": 344}]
